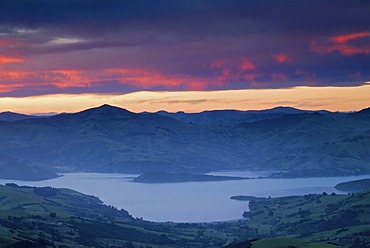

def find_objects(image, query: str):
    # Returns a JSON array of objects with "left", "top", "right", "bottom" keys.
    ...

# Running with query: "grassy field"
[
  {"left": 252, "top": 238, "right": 336, "bottom": 248},
  {"left": 236, "top": 191, "right": 370, "bottom": 247}
]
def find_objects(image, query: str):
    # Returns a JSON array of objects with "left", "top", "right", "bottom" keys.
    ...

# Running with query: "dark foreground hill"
[
  {"left": 231, "top": 190, "right": 370, "bottom": 247},
  {"left": 1, "top": 104, "right": 370, "bottom": 179}
]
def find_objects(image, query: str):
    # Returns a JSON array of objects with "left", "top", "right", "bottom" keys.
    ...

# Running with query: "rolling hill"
[
  {"left": 335, "top": 178, "right": 370, "bottom": 192},
  {"left": 1, "top": 104, "right": 369, "bottom": 179},
  {"left": 231, "top": 190, "right": 370, "bottom": 247}
]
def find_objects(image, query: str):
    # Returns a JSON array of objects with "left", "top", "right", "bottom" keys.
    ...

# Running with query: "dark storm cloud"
[{"left": 0, "top": 0, "right": 369, "bottom": 95}]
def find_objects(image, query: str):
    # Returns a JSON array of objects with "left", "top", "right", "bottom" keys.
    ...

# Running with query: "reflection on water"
[{"left": 0, "top": 171, "right": 368, "bottom": 223}]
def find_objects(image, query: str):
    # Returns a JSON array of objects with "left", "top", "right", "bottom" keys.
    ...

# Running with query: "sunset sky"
[{"left": 0, "top": 0, "right": 369, "bottom": 114}]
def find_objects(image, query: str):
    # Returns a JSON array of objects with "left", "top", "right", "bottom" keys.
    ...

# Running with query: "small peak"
[
  {"left": 94, "top": 104, "right": 117, "bottom": 110},
  {"left": 262, "top": 106, "right": 305, "bottom": 114},
  {"left": 94, "top": 104, "right": 130, "bottom": 112},
  {"left": 99, "top": 104, "right": 114, "bottom": 108},
  {"left": 76, "top": 104, "right": 135, "bottom": 117}
]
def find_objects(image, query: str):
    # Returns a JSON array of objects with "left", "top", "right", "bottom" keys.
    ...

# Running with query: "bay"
[{"left": 1, "top": 172, "right": 369, "bottom": 223}]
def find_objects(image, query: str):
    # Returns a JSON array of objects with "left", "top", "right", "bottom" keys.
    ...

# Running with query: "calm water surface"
[{"left": 1, "top": 171, "right": 369, "bottom": 223}]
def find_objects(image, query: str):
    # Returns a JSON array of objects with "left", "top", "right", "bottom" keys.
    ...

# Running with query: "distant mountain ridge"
[
  {"left": 0, "top": 104, "right": 369, "bottom": 180},
  {"left": 0, "top": 111, "right": 40, "bottom": 122},
  {"left": 155, "top": 106, "right": 332, "bottom": 125},
  {"left": 0, "top": 105, "right": 344, "bottom": 123}
]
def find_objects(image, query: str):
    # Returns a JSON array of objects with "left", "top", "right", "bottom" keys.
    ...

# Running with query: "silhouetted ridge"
[
  {"left": 71, "top": 104, "right": 135, "bottom": 120},
  {"left": 156, "top": 107, "right": 318, "bottom": 125},
  {"left": 357, "top": 106, "right": 370, "bottom": 115},
  {"left": 82, "top": 104, "right": 134, "bottom": 115},
  {"left": 0, "top": 111, "right": 39, "bottom": 122},
  {"left": 259, "top": 106, "right": 306, "bottom": 114}
]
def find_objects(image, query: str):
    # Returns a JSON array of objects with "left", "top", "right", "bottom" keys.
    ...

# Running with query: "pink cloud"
[
  {"left": 239, "top": 59, "right": 255, "bottom": 71},
  {"left": 0, "top": 83, "right": 25, "bottom": 93},
  {"left": 49, "top": 70, "right": 92, "bottom": 88},
  {"left": 106, "top": 68, "right": 209, "bottom": 90},
  {"left": 0, "top": 55, "right": 23, "bottom": 64},
  {"left": 210, "top": 58, "right": 257, "bottom": 85},
  {"left": 0, "top": 67, "right": 213, "bottom": 93},
  {"left": 0, "top": 70, "right": 92, "bottom": 90},
  {"left": 274, "top": 53, "right": 292, "bottom": 64},
  {"left": 311, "top": 31, "right": 370, "bottom": 56},
  {"left": 331, "top": 31, "right": 370, "bottom": 44}
]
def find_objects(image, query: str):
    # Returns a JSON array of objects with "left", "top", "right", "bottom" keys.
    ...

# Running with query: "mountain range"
[{"left": 1, "top": 104, "right": 369, "bottom": 179}]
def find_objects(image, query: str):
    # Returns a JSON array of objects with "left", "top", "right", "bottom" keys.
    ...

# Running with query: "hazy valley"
[{"left": 1, "top": 105, "right": 370, "bottom": 247}]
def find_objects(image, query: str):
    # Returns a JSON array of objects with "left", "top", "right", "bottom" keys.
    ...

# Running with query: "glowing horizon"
[{"left": 1, "top": 83, "right": 369, "bottom": 115}]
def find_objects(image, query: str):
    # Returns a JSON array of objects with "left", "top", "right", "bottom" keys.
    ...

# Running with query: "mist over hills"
[{"left": 1, "top": 104, "right": 369, "bottom": 179}]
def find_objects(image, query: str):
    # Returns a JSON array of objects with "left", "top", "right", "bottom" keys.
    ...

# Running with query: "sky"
[{"left": 0, "top": 0, "right": 369, "bottom": 114}]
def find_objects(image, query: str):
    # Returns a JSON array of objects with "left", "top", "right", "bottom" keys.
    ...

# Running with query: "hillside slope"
[
  {"left": 0, "top": 184, "right": 229, "bottom": 247},
  {"left": 0, "top": 105, "right": 369, "bottom": 177},
  {"left": 232, "top": 191, "right": 370, "bottom": 247}
]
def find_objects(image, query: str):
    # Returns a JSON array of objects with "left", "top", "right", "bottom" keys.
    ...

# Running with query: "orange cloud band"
[
  {"left": 1, "top": 83, "right": 369, "bottom": 114},
  {"left": 0, "top": 55, "right": 23, "bottom": 64}
]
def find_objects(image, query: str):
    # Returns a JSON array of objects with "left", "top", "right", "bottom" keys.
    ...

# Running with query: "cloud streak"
[
  {"left": 0, "top": 55, "right": 23, "bottom": 64},
  {"left": 312, "top": 31, "right": 370, "bottom": 56}
]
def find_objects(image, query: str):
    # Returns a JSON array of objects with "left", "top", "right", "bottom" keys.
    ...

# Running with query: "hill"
[
  {"left": 231, "top": 191, "right": 370, "bottom": 247},
  {"left": 0, "top": 104, "right": 369, "bottom": 179},
  {"left": 0, "top": 162, "right": 60, "bottom": 181},
  {"left": 335, "top": 178, "right": 370, "bottom": 192},
  {"left": 133, "top": 171, "right": 246, "bottom": 183},
  {"left": 0, "top": 111, "right": 40, "bottom": 122},
  {"left": 156, "top": 106, "right": 310, "bottom": 125}
]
